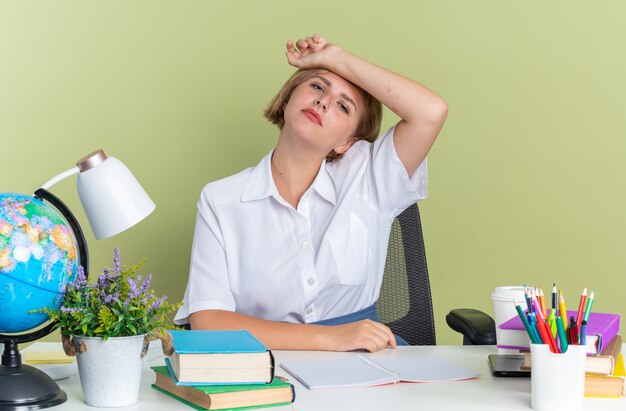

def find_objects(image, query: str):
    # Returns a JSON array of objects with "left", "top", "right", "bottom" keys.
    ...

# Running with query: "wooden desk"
[{"left": 55, "top": 345, "right": 625, "bottom": 410}]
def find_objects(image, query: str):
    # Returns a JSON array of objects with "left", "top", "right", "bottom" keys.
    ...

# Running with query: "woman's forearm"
[
  {"left": 190, "top": 309, "right": 332, "bottom": 350},
  {"left": 189, "top": 309, "right": 396, "bottom": 352},
  {"left": 325, "top": 47, "right": 448, "bottom": 174},
  {"left": 325, "top": 48, "right": 447, "bottom": 129}
]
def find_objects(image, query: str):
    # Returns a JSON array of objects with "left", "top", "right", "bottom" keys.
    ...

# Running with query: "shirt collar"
[
  {"left": 310, "top": 160, "right": 337, "bottom": 205},
  {"left": 241, "top": 150, "right": 337, "bottom": 206},
  {"left": 241, "top": 150, "right": 276, "bottom": 202}
]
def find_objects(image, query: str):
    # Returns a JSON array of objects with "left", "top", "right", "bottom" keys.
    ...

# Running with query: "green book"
[{"left": 151, "top": 366, "right": 295, "bottom": 411}]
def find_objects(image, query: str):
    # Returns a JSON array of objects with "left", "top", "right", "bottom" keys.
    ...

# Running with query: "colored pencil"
[{"left": 575, "top": 287, "right": 587, "bottom": 331}]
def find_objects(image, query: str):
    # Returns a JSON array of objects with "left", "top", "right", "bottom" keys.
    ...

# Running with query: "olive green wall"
[{"left": 2, "top": 1, "right": 625, "bottom": 345}]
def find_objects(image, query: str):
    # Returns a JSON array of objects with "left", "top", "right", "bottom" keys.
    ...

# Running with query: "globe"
[
  {"left": 0, "top": 189, "right": 88, "bottom": 409},
  {"left": 0, "top": 192, "right": 79, "bottom": 334}
]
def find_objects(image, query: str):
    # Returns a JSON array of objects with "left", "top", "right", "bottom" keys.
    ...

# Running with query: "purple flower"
[
  {"left": 126, "top": 277, "right": 140, "bottom": 301},
  {"left": 139, "top": 274, "right": 152, "bottom": 294},
  {"left": 75, "top": 266, "right": 87, "bottom": 288},
  {"left": 60, "top": 306, "right": 80, "bottom": 314},
  {"left": 113, "top": 247, "right": 121, "bottom": 276},
  {"left": 151, "top": 296, "right": 167, "bottom": 311},
  {"left": 104, "top": 291, "right": 120, "bottom": 305}
]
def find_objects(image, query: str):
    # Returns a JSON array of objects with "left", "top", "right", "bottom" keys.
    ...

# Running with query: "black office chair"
[{"left": 375, "top": 203, "right": 496, "bottom": 345}]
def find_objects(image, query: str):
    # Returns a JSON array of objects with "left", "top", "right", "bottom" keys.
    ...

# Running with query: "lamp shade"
[{"left": 75, "top": 151, "right": 155, "bottom": 239}]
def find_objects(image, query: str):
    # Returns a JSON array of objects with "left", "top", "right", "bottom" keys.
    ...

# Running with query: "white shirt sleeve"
[
  {"left": 174, "top": 189, "right": 236, "bottom": 325},
  {"left": 368, "top": 126, "right": 428, "bottom": 218}
]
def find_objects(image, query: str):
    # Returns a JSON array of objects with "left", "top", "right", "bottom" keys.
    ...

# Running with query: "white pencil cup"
[{"left": 530, "top": 344, "right": 586, "bottom": 411}]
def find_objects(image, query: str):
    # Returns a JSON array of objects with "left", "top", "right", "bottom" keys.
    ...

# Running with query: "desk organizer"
[{"left": 530, "top": 343, "right": 586, "bottom": 411}]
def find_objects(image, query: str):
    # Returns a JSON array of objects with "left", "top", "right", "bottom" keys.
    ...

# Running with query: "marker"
[
  {"left": 547, "top": 311, "right": 557, "bottom": 338},
  {"left": 543, "top": 323, "right": 560, "bottom": 354},
  {"left": 580, "top": 320, "right": 587, "bottom": 346},
  {"left": 556, "top": 316, "right": 568, "bottom": 353},
  {"left": 569, "top": 316, "right": 579, "bottom": 345},
  {"left": 576, "top": 287, "right": 587, "bottom": 331}
]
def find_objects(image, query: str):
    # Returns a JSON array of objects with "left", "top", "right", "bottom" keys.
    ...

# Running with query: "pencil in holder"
[{"left": 530, "top": 343, "right": 586, "bottom": 411}]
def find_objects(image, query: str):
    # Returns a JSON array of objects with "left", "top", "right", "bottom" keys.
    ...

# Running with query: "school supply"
[
  {"left": 151, "top": 366, "right": 294, "bottom": 410},
  {"left": 521, "top": 335, "right": 622, "bottom": 376},
  {"left": 530, "top": 343, "right": 586, "bottom": 411},
  {"left": 167, "top": 330, "right": 274, "bottom": 385},
  {"left": 22, "top": 347, "right": 73, "bottom": 364},
  {"left": 584, "top": 353, "right": 625, "bottom": 398},
  {"left": 280, "top": 355, "right": 479, "bottom": 389},
  {"left": 20, "top": 341, "right": 78, "bottom": 381},
  {"left": 497, "top": 310, "right": 620, "bottom": 354}
]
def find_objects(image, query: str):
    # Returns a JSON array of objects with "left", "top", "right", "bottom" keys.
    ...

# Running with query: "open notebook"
[{"left": 280, "top": 355, "right": 480, "bottom": 389}]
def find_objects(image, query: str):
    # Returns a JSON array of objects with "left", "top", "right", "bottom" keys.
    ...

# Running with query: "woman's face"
[{"left": 282, "top": 71, "right": 364, "bottom": 157}]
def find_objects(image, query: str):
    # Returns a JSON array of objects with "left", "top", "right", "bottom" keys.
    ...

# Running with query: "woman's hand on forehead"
[{"left": 285, "top": 34, "right": 342, "bottom": 70}]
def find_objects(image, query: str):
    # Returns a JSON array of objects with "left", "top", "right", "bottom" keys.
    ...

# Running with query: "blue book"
[
  {"left": 168, "top": 330, "right": 274, "bottom": 385},
  {"left": 170, "top": 330, "right": 268, "bottom": 354}
]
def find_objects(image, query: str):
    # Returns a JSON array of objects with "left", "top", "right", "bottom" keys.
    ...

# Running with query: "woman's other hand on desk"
[{"left": 325, "top": 320, "right": 397, "bottom": 352}]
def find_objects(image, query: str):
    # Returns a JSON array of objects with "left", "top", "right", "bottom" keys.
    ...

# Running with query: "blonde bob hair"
[{"left": 264, "top": 69, "right": 383, "bottom": 162}]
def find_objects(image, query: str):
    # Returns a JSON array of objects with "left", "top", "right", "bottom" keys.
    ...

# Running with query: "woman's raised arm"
[{"left": 286, "top": 34, "right": 448, "bottom": 175}]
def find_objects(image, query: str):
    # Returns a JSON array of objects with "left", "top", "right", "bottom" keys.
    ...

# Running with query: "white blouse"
[{"left": 174, "top": 126, "right": 428, "bottom": 325}]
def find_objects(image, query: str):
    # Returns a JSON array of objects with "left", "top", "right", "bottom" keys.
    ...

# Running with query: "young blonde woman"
[{"left": 175, "top": 34, "right": 448, "bottom": 353}]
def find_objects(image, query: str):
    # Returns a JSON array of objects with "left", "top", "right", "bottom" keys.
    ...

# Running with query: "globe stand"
[
  {"left": 0, "top": 338, "right": 66, "bottom": 410},
  {"left": 0, "top": 189, "right": 89, "bottom": 410}
]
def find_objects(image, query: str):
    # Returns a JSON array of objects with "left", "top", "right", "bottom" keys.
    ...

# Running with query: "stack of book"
[
  {"left": 151, "top": 330, "right": 295, "bottom": 410},
  {"left": 497, "top": 311, "right": 620, "bottom": 355}
]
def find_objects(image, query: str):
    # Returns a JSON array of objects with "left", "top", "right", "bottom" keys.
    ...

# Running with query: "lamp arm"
[{"left": 39, "top": 166, "right": 80, "bottom": 190}]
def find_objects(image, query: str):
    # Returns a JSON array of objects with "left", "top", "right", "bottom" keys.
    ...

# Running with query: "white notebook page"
[
  {"left": 280, "top": 356, "right": 398, "bottom": 389},
  {"left": 281, "top": 355, "right": 479, "bottom": 389},
  {"left": 367, "top": 356, "right": 480, "bottom": 383}
]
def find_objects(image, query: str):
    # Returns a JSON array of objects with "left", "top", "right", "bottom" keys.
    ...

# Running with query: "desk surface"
[{"left": 54, "top": 345, "right": 625, "bottom": 411}]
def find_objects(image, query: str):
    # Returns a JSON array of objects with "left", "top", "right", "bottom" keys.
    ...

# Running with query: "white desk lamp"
[{"left": 40, "top": 149, "right": 156, "bottom": 239}]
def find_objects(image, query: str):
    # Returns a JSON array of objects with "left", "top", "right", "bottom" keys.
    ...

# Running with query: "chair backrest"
[{"left": 376, "top": 203, "right": 436, "bottom": 345}]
